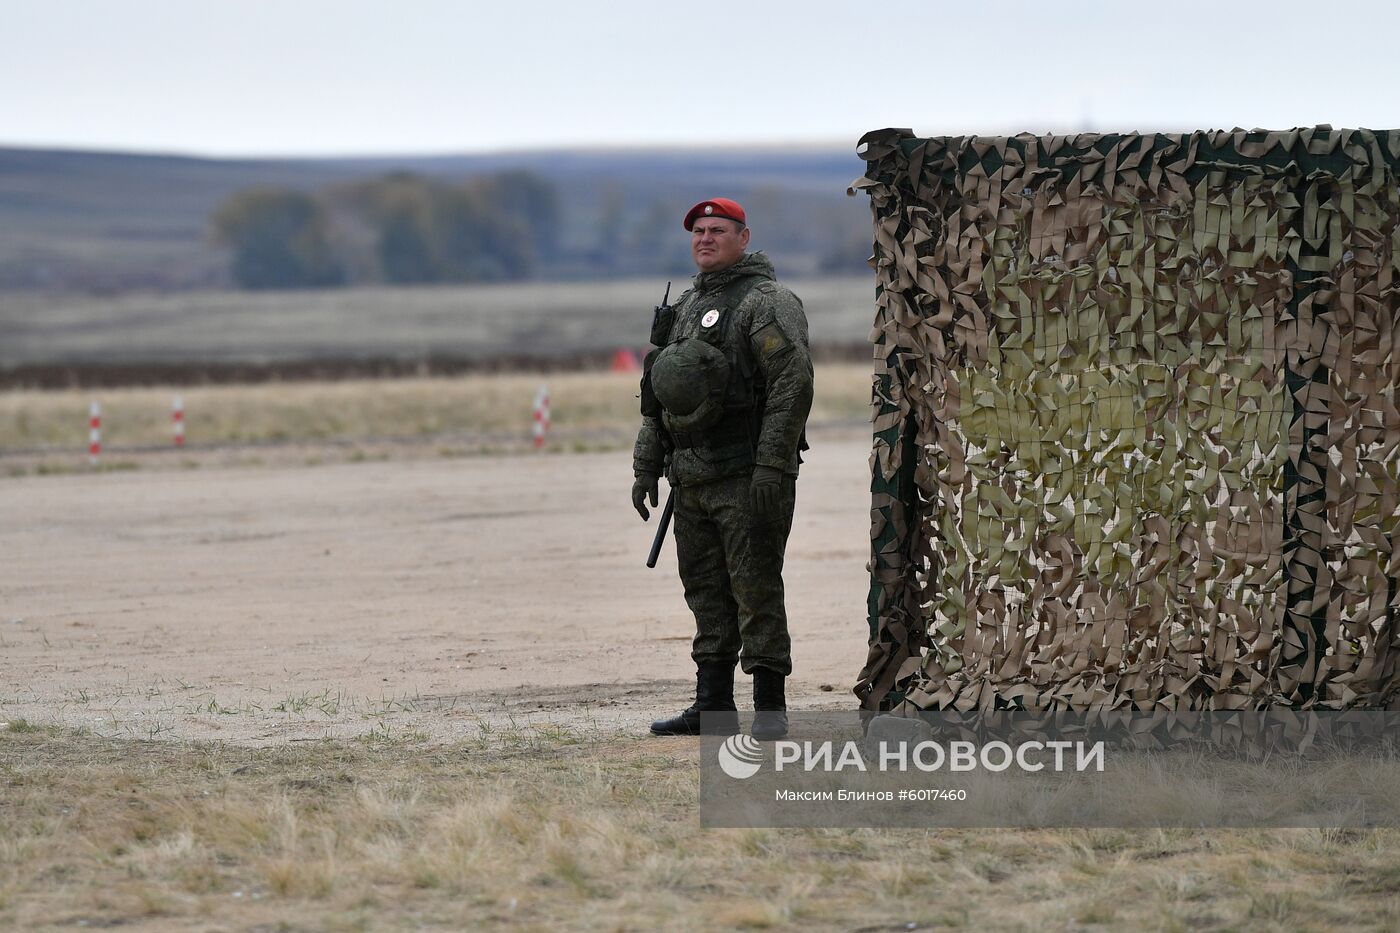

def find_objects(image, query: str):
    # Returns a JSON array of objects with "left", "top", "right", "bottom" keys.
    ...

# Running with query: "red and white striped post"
[
  {"left": 172, "top": 395, "right": 185, "bottom": 447},
  {"left": 88, "top": 400, "right": 101, "bottom": 465},
  {"left": 532, "top": 384, "right": 550, "bottom": 450}
]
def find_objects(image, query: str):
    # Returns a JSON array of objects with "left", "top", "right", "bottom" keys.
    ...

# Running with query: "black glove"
[
  {"left": 751, "top": 465, "right": 784, "bottom": 519},
  {"left": 632, "top": 473, "right": 659, "bottom": 521}
]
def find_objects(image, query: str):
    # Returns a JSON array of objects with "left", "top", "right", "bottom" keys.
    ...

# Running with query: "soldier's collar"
[{"left": 694, "top": 253, "right": 755, "bottom": 290}]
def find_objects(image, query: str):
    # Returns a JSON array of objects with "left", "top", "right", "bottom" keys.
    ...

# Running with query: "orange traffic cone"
[{"left": 610, "top": 348, "right": 642, "bottom": 372}]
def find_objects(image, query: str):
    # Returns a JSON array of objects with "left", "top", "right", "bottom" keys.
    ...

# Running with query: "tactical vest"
[{"left": 641, "top": 275, "right": 766, "bottom": 472}]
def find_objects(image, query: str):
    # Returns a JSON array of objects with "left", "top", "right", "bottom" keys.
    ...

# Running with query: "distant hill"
[{"left": 0, "top": 144, "right": 871, "bottom": 291}]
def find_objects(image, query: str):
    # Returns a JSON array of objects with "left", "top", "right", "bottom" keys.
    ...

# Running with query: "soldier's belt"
[{"left": 670, "top": 419, "right": 751, "bottom": 450}]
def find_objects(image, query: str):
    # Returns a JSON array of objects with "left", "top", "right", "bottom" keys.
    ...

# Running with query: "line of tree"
[
  {"left": 211, "top": 171, "right": 872, "bottom": 290},
  {"left": 211, "top": 189, "right": 344, "bottom": 289},
  {"left": 212, "top": 171, "right": 561, "bottom": 290}
]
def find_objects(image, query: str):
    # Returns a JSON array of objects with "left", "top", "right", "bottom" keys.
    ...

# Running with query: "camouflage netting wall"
[{"left": 850, "top": 127, "right": 1400, "bottom": 712}]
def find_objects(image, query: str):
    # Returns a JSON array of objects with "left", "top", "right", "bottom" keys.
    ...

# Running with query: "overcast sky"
[{"left": 4, "top": 0, "right": 1397, "bottom": 158}]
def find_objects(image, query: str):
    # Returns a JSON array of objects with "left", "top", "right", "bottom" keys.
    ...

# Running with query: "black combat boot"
[
  {"left": 650, "top": 661, "right": 739, "bottom": 736},
  {"left": 752, "top": 667, "right": 788, "bottom": 740}
]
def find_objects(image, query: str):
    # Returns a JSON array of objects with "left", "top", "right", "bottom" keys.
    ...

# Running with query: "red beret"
[{"left": 684, "top": 197, "right": 746, "bottom": 231}]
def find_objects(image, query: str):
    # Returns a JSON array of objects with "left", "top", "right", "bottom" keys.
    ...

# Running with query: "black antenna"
[{"left": 653, "top": 281, "right": 671, "bottom": 324}]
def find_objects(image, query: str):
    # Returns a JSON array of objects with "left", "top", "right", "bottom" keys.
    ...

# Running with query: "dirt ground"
[{"left": 0, "top": 429, "right": 873, "bottom": 744}]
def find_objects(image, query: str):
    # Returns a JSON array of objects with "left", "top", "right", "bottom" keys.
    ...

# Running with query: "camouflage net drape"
[{"left": 851, "top": 127, "right": 1400, "bottom": 712}]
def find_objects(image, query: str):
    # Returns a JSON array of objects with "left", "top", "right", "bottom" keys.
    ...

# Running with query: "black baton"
[{"left": 646, "top": 489, "right": 675, "bottom": 568}]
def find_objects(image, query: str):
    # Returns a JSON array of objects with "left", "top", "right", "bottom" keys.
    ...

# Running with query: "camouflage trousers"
[{"left": 672, "top": 472, "right": 796, "bottom": 676}]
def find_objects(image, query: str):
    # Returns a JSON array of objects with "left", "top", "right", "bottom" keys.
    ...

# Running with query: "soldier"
[{"left": 632, "top": 197, "right": 813, "bottom": 740}]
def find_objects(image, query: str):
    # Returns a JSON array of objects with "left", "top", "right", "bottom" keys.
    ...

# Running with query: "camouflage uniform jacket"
[{"left": 633, "top": 252, "right": 813, "bottom": 486}]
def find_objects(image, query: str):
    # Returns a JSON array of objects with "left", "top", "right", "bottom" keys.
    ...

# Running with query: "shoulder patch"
[{"left": 752, "top": 322, "right": 792, "bottom": 361}]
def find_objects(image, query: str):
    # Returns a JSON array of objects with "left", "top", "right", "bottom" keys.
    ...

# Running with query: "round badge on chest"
[{"left": 701, "top": 309, "right": 721, "bottom": 328}]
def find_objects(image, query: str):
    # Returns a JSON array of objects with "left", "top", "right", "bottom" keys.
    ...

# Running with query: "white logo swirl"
[{"left": 717, "top": 734, "right": 764, "bottom": 779}]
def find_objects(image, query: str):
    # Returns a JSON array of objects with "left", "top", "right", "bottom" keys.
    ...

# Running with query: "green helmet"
[{"left": 648, "top": 337, "right": 731, "bottom": 433}]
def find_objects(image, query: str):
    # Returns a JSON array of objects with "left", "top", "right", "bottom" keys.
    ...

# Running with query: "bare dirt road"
[{"left": 1, "top": 432, "right": 873, "bottom": 743}]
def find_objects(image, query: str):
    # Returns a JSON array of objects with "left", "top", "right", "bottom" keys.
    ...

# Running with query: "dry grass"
[
  {"left": 0, "top": 364, "right": 874, "bottom": 461},
  {"left": 3, "top": 722, "right": 1400, "bottom": 931}
]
